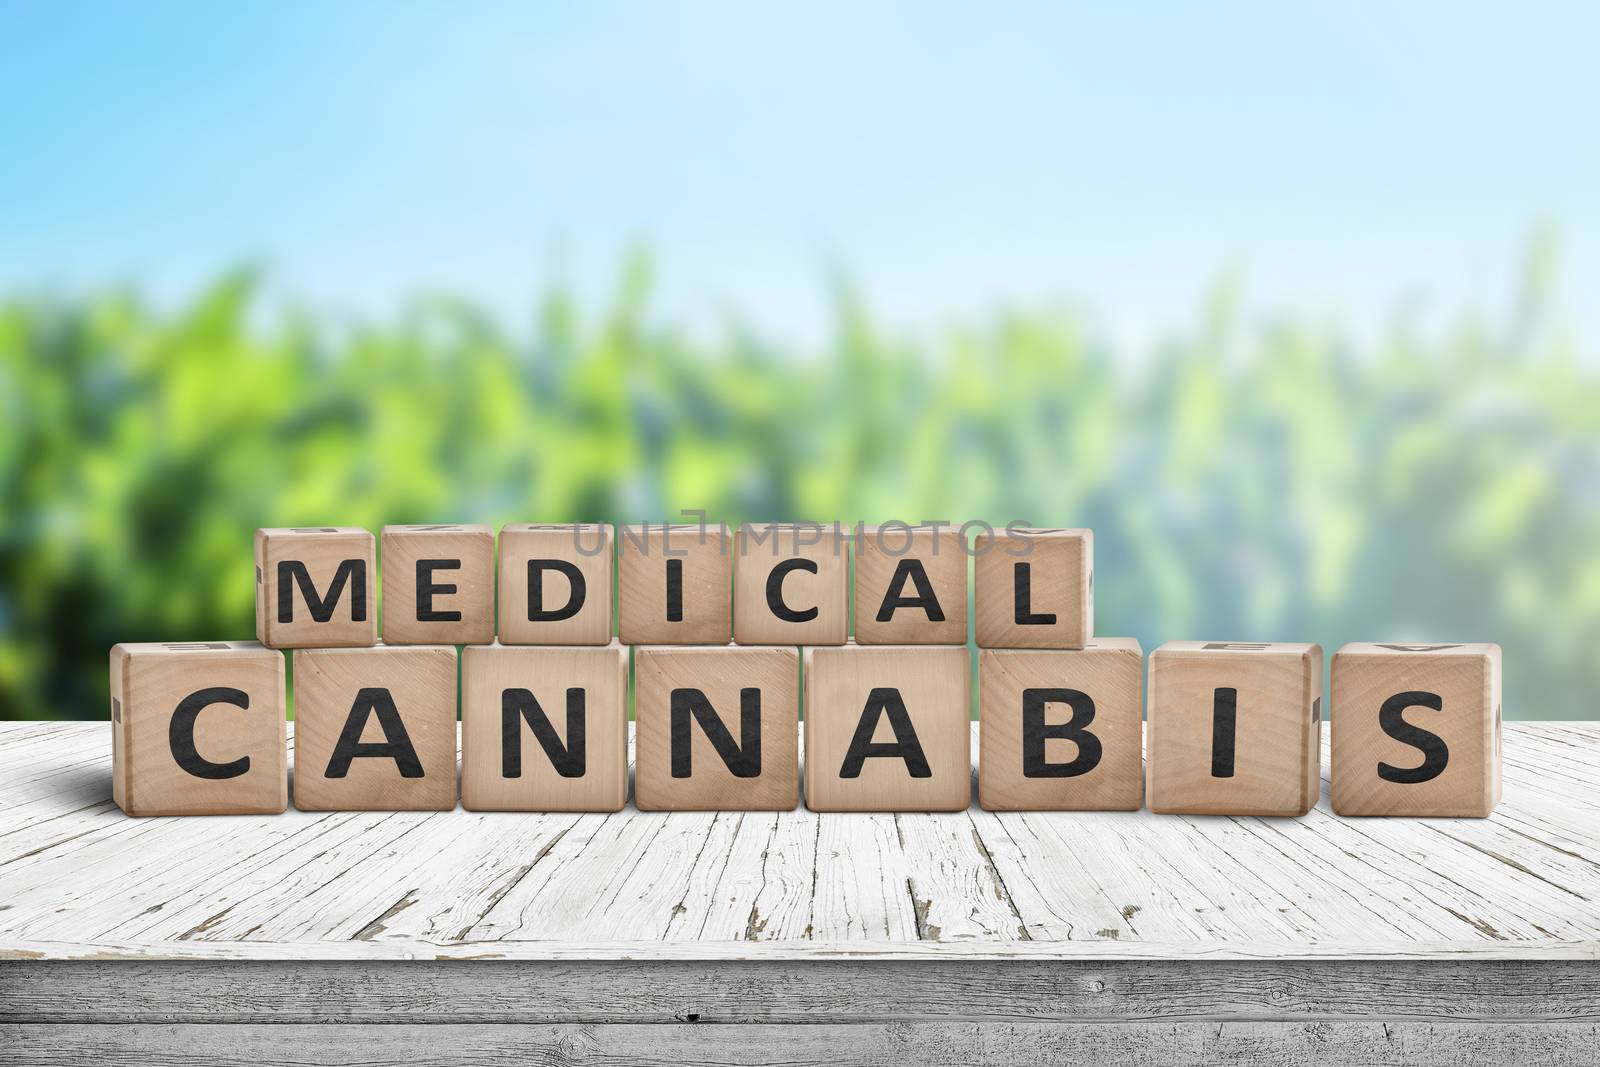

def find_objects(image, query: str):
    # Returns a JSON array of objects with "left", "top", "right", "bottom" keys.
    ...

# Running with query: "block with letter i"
[
  {"left": 634, "top": 645, "right": 799, "bottom": 811},
  {"left": 619, "top": 523, "right": 732, "bottom": 645},
  {"left": 978, "top": 639, "right": 1143, "bottom": 811},
  {"left": 734, "top": 522, "right": 848, "bottom": 645},
  {"left": 109, "top": 642, "right": 287, "bottom": 816},
  {"left": 1147, "top": 641, "right": 1323, "bottom": 816},
  {"left": 381, "top": 524, "right": 495, "bottom": 645},
  {"left": 975, "top": 527, "right": 1093, "bottom": 649},
  {"left": 254, "top": 527, "right": 376, "bottom": 648},
  {"left": 1331, "top": 643, "right": 1502, "bottom": 817},
  {"left": 461, "top": 641, "right": 629, "bottom": 812},
  {"left": 498, "top": 523, "right": 614, "bottom": 645},
  {"left": 291, "top": 645, "right": 458, "bottom": 811},
  {"left": 804, "top": 644, "right": 971, "bottom": 811}
]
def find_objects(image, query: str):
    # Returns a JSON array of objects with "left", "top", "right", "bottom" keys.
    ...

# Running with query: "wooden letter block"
[
  {"left": 292, "top": 645, "right": 458, "bottom": 811},
  {"left": 1331, "top": 643, "right": 1502, "bottom": 817},
  {"left": 109, "top": 642, "right": 287, "bottom": 816},
  {"left": 635, "top": 645, "right": 799, "bottom": 810},
  {"left": 1147, "top": 641, "right": 1322, "bottom": 816},
  {"left": 853, "top": 524, "right": 968, "bottom": 644},
  {"left": 380, "top": 524, "right": 495, "bottom": 645},
  {"left": 618, "top": 524, "right": 732, "bottom": 645},
  {"left": 498, "top": 523, "right": 614, "bottom": 645},
  {"left": 975, "top": 527, "right": 1093, "bottom": 649},
  {"left": 460, "top": 641, "right": 628, "bottom": 812},
  {"left": 734, "top": 522, "right": 848, "bottom": 646},
  {"left": 804, "top": 644, "right": 971, "bottom": 811},
  {"left": 255, "top": 527, "right": 376, "bottom": 648},
  {"left": 978, "top": 638, "right": 1142, "bottom": 811}
]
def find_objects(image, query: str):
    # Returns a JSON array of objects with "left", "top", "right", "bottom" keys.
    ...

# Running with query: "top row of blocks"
[{"left": 254, "top": 523, "right": 1093, "bottom": 650}]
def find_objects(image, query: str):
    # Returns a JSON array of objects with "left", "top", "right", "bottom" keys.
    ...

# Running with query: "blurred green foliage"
[{"left": 2, "top": 249, "right": 1596, "bottom": 720}]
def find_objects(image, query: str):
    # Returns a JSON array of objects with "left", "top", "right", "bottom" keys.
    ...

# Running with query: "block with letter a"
[{"left": 852, "top": 524, "right": 968, "bottom": 644}]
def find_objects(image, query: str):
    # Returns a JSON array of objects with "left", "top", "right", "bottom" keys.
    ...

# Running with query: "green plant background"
[{"left": 2, "top": 246, "right": 1594, "bottom": 721}]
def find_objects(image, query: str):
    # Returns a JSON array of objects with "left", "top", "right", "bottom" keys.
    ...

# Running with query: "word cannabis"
[{"left": 110, "top": 523, "right": 1500, "bottom": 819}]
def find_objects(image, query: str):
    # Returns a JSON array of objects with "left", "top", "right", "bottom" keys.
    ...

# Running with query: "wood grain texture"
[
  {"left": 803, "top": 644, "right": 972, "bottom": 811},
  {"left": 618, "top": 524, "right": 732, "bottom": 645},
  {"left": 461, "top": 642, "right": 628, "bottom": 812},
  {"left": 1332, "top": 643, "right": 1502, "bottom": 817},
  {"left": 107, "top": 642, "right": 286, "bottom": 816},
  {"left": 291, "top": 645, "right": 458, "bottom": 811},
  {"left": 974, "top": 527, "right": 1093, "bottom": 649},
  {"left": 979, "top": 639, "right": 1143, "bottom": 811},
  {"left": 252, "top": 527, "right": 376, "bottom": 648},
  {"left": 852, "top": 524, "right": 968, "bottom": 644},
  {"left": 1147, "top": 641, "right": 1322, "bottom": 816},
  {"left": 634, "top": 645, "right": 800, "bottom": 811},
  {"left": 496, "top": 523, "right": 614, "bottom": 645},
  {"left": 379, "top": 524, "right": 495, "bottom": 645},
  {"left": 733, "top": 523, "right": 848, "bottom": 646}
]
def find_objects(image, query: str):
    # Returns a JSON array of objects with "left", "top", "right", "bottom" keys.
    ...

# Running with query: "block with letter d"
[
  {"left": 292, "top": 645, "right": 458, "bottom": 811},
  {"left": 254, "top": 527, "right": 376, "bottom": 648},
  {"left": 460, "top": 641, "right": 628, "bottom": 811},
  {"left": 109, "top": 641, "right": 287, "bottom": 816},
  {"left": 1147, "top": 641, "right": 1322, "bottom": 816},
  {"left": 804, "top": 644, "right": 971, "bottom": 811},
  {"left": 978, "top": 639, "right": 1143, "bottom": 811},
  {"left": 1331, "top": 643, "right": 1502, "bottom": 817},
  {"left": 634, "top": 645, "right": 799, "bottom": 810},
  {"left": 380, "top": 524, "right": 495, "bottom": 645},
  {"left": 497, "top": 523, "right": 614, "bottom": 645}
]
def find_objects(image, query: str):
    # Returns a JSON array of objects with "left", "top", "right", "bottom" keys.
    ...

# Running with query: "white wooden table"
[{"left": 1, "top": 720, "right": 1596, "bottom": 1065}]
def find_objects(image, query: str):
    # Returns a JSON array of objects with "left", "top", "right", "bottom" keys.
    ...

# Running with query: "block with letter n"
[{"left": 253, "top": 527, "right": 376, "bottom": 648}]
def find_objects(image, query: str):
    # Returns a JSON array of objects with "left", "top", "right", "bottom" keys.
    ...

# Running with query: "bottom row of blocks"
[{"left": 110, "top": 639, "right": 1502, "bottom": 818}]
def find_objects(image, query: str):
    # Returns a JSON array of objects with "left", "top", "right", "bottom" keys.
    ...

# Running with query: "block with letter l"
[
  {"left": 974, "top": 527, "right": 1092, "bottom": 649},
  {"left": 381, "top": 524, "right": 495, "bottom": 645},
  {"left": 254, "top": 527, "right": 376, "bottom": 648},
  {"left": 1331, "top": 642, "right": 1502, "bottom": 817}
]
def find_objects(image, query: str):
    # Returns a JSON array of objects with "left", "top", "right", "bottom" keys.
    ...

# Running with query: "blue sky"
[{"left": 2, "top": 1, "right": 1596, "bottom": 347}]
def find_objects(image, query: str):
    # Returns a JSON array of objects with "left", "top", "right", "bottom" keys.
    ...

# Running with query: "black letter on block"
[
  {"left": 840, "top": 688, "right": 932, "bottom": 778},
  {"left": 1013, "top": 563, "right": 1057, "bottom": 625},
  {"left": 527, "top": 560, "right": 586, "bottom": 622},
  {"left": 1022, "top": 688, "right": 1100, "bottom": 777},
  {"left": 502, "top": 688, "right": 586, "bottom": 778},
  {"left": 1377, "top": 691, "right": 1450, "bottom": 784},
  {"left": 875, "top": 560, "right": 945, "bottom": 623},
  {"left": 169, "top": 687, "right": 252, "bottom": 780},
  {"left": 278, "top": 559, "right": 367, "bottom": 623},
  {"left": 671, "top": 689, "right": 762, "bottom": 778},
  {"left": 1211, "top": 687, "right": 1238, "bottom": 778},
  {"left": 326, "top": 689, "right": 424, "bottom": 778},
  {"left": 767, "top": 558, "right": 819, "bottom": 623},
  {"left": 666, "top": 558, "right": 685, "bottom": 622},
  {"left": 416, "top": 559, "right": 461, "bottom": 622}
]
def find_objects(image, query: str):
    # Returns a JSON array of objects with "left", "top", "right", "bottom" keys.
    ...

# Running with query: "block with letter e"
[
  {"left": 254, "top": 527, "right": 376, "bottom": 648},
  {"left": 978, "top": 638, "right": 1142, "bottom": 811},
  {"left": 1331, "top": 643, "right": 1502, "bottom": 817},
  {"left": 380, "top": 524, "right": 495, "bottom": 645},
  {"left": 292, "top": 645, "right": 458, "bottom": 811},
  {"left": 634, "top": 645, "right": 799, "bottom": 811},
  {"left": 498, "top": 523, "right": 614, "bottom": 645},
  {"left": 975, "top": 527, "right": 1092, "bottom": 649},
  {"left": 734, "top": 522, "right": 848, "bottom": 645},
  {"left": 109, "top": 641, "right": 287, "bottom": 816},
  {"left": 1147, "top": 641, "right": 1322, "bottom": 816},
  {"left": 853, "top": 524, "right": 969, "bottom": 644},
  {"left": 619, "top": 523, "right": 732, "bottom": 645},
  {"left": 461, "top": 641, "right": 628, "bottom": 811},
  {"left": 804, "top": 644, "right": 971, "bottom": 811}
]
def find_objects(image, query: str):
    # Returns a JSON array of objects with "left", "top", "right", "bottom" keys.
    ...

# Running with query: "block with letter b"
[
  {"left": 978, "top": 638, "right": 1142, "bottom": 811},
  {"left": 804, "top": 644, "right": 971, "bottom": 811},
  {"left": 1331, "top": 643, "right": 1502, "bottom": 817},
  {"left": 1147, "top": 641, "right": 1322, "bottom": 816},
  {"left": 109, "top": 641, "right": 287, "bottom": 816},
  {"left": 634, "top": 645, "right": 799, "bottom": 810},
  {"left": 619, "top": 523, "right": 732, "bottom": 645},
  {"left": 975, "top": 527, "right": 1092, "bottom": 649},
  {"left": 498, "top": 523, "right": 614, "bottom": 645},
  {"left": 292, "top": 645, "right": 458, "bottom": 811},
  {"left": 734, "top": 522, "right": 848, "bottom": 646},
  {"left": 254, "top": 527, "right": 376, "bottom": 648},
  {"left": 380, "top": 524, "right": 495, "bottom": 645},
  {"left": 853, "top": 524, "right": 968, "bottom": 644},
  {"left": 461, "top": 641, "right": 628, "bottom": 811}
]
